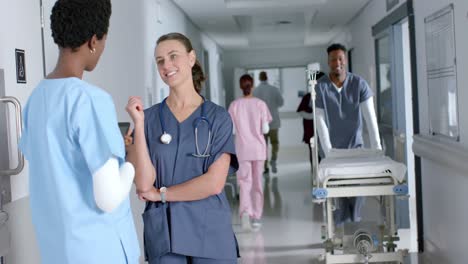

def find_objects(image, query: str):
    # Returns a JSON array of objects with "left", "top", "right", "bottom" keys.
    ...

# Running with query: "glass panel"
[
  {"left": 377, "top": 36, "right": 392, "bottom": 127},
  {"left": 376, "top": 35, "right": 394, "bottom": 158},
  {"left": 201, "top": 50, "right": 211, "bottom": 100}
]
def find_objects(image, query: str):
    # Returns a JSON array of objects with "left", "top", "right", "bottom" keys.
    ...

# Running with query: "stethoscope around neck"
[{"left": 159, "top": 97, "right": 212, "bottom": 158}]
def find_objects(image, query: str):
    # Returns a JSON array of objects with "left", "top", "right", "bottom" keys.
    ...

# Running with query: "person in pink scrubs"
[{"left": 228, "top": 74, "right": 272, "bottom": 230}]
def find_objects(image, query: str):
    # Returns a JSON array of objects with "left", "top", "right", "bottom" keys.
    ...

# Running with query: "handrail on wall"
[
  {"left": 0, "top": 96, "right": 24, "bottom": 176},
  {"left": 413, "top": 134, "right": 468, "bottom": 174}
]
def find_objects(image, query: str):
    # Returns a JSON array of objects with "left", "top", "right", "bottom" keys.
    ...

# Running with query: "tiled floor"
[
  {"left": 228, "top": 146, "right": 422, "bottom": 264},
  {"left": 227, "top": 147, "right": 327, "bottom": 263}
]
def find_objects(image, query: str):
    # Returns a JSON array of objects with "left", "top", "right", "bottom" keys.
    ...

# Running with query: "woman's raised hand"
[{"left": 126, "top": 96, "right": 145, "bottom": 124}]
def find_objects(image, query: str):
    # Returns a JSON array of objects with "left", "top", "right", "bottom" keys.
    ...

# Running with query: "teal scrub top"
[
  {"left": 143, "top": 99, "right": 239, "bottom": 261},
  {"left": 315, "top": 73, "right": 373, "bottom": 149},
  {"left": 19, "top": 77, "right": 140, "bottom": 264}
]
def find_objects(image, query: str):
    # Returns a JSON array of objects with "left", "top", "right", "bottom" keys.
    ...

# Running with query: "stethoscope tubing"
[{"left": 159, "top": 97, "right": 212, "bottom": 157}]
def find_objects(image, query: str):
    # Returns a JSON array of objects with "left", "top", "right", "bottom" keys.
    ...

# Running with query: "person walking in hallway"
[
  {"left": 229, "top": 74, "right": 272, "bottom": 230},
  {"left": 253, "top": 71, "right": 284, "bottom": 174}
]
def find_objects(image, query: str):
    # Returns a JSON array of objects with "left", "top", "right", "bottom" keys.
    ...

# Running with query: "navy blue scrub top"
[
  {"left": 143, "top": 99, "right": 239, "bottom": 259},
  {"left": 315, "top": 72, "right": 373, "bottom": 149}
]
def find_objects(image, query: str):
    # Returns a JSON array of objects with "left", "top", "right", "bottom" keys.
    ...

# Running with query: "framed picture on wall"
[{"left": 424, "top": 4, "right": 459, "bottom": 140}]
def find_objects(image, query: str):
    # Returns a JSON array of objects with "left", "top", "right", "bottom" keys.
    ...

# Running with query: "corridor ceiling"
[{"left": 173, "top": 0, "right": 370, "bottom": 50}]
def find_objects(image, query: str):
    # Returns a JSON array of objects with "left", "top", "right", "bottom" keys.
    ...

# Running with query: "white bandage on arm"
[
  {"left": 298, "top": 111, "right": 314, "bottom": 120},
  {"left": 262, "top": 122, "right": 270, "bottom": 134},
  {"left": 360, "top": 97, "right": 382, "bottom": 150},
  {"left": 93, "top": 157, "right": 135, "bottom": 213},
  {"left": 316, "top": 108, "right": 332, "bottom": 157}
]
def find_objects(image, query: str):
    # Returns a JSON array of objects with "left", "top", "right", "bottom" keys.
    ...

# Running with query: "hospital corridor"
[{"left": 1, "top": 0, "right": 468, "bottom": 263}]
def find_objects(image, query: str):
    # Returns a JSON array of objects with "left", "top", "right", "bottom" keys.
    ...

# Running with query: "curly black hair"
[
  {"left": 50, "top": 0, "right": 111, "bottom": 50},
  {"left": 327, "top": 43, "right": 347, "bottom": 54}
]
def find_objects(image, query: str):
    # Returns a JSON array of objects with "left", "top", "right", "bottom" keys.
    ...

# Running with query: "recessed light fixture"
[{"left": 276, "top": 20, "right": 292, "bottom": 25}]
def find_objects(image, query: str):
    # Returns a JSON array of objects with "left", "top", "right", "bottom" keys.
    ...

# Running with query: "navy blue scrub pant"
[{"left": 149, "top": 253, "right": 237, "bottom": 264}]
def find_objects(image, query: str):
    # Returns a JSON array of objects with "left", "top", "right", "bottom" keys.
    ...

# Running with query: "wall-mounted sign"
[
  {"left": 15, "top": 49, "right": 26, "bottom": 84},
  {"left": 386, "top": 0, "right": 399, "bottom": 12}
]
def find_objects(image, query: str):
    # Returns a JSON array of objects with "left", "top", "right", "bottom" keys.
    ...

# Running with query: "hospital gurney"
[
  {"left": 305, "top": 71, "right": 409, "bottom": 263},
  {"left": 312, "top": 149, "right": 409, "bottom": 264},
  {"left": 316, "top": 149, "right": 406, "bottom": 199}
]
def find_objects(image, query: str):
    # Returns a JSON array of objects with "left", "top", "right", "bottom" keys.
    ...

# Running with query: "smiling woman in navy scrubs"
[{"left": 125, "top": 32, "right": 239, "bottom": 264}]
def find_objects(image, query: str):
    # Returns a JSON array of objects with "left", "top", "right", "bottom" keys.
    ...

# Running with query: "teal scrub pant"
[{"left": 149, "top": 253, "right": 237, "bottom": 264}]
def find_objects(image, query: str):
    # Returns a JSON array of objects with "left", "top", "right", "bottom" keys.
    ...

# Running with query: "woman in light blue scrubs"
[
  {"left": 125, "top": 33, "right": 239, "bottom": 264},
  {"left": 18, "top": 1, "right": 139, "bottom": 263}
]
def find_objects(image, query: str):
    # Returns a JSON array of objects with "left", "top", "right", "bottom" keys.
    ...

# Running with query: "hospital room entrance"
[{"left": 373, "top": 6, "right": 419, "bottom": 252}]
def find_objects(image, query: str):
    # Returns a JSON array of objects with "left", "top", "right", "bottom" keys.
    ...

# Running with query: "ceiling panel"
[{"left": 173, "top": 0, "right": 370, "bottom": 50}]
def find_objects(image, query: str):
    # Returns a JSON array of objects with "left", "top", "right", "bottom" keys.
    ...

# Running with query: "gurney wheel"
[
  {"left": 386, "top": 245, "right": 396, "bottom": 252},
  {"left": 324, "top": 239, "right": 334, "bottom": 253}
]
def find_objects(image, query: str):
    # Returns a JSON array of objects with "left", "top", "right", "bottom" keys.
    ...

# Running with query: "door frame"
[
  {"left": 372, "top": 0, "right": 424, "bottom": 252},
  {"left": 201, "top": 49, "right": 211, "bottom": 101}
]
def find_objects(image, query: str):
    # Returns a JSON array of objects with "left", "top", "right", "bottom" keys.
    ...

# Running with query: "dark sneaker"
[{"left": 270, "top": 160, "right": 277, "bottom": 173}]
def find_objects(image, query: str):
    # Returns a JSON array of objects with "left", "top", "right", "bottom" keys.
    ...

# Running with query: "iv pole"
[
  {"left": 306, "top": 70, "right": 331, "bottom": 247},
  {"left": 306, "top": 70, "right": 319, "bottom": 186}
]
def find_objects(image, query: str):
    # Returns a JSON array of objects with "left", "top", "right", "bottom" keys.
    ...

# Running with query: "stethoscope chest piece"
[
  {"left": 159, "top": 97, "right": 211, "bottom": 156},
  {"left": 160, "top": 132, "right": 172, "bottom": 144}
]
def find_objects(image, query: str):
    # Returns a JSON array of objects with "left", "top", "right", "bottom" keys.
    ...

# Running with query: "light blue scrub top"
[
  {"left": 315, "top": 73, "right": 373, "bottom": 149},
  {"left": 143, "top": 99, "right": 239, "bottom": 260},
  {"left": 19, "top": 78, "right": 140, "bottom": 264}
]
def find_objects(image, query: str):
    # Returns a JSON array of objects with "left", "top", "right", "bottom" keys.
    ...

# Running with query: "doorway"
[
  {"left": 374, "top": 6, "right": 419, "bottom": 252},
  {"left": 201, "top": 50, "right": 211, "bottom": 101}
]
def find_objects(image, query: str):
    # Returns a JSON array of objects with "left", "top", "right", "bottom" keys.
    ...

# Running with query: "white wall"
[
  {"left": 0, "top": 0, "right": 44, "bottom": 262},
  {"left": 419, "top": 160, "right": 468, "bottom": 262},
  {"left": 279, "top": 67, "right": 308, "bottom": 147},
  {"left": 0, "top": 0, "right": 43, "bottom": 204},
  {"left": 412, "top": 0, "right": 468, "bottom": 262},
  {"left": 344, "top": 0, "right": 406, "bottom": 94},
  {"left": 281, "top": 67, "right": 307, "bottom": 113},
  {"left": 201, "top": 35, "right": 225, "bottom": 106}
]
